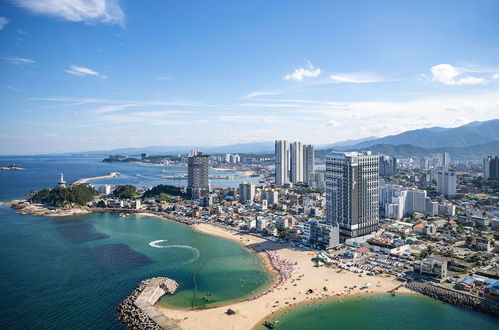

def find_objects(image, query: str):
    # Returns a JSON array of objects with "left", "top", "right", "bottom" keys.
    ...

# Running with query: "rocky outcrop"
[
  {"left": 118, "top": 277, "right": 182, "bottom": 330},
  {"left": 405, "top": 281, "right": 499, "bottom": 316},
  {"left": 11, "top": 200, "right": 90, "bottom": 217}
]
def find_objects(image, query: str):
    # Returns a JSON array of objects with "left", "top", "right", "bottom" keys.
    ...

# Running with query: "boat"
[{"left": 263, "top": 321, "right": 276, "bottom": 329}]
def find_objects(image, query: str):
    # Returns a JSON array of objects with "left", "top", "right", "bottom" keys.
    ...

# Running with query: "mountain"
[
  {"left": 72, "top": 142, "right": 275, "bottom": 156},
  {"left": 318, "top": 136, "right": 378, "bottom": 149},
  {"left": 346, "top": 119, "right": 499, "bottom": 149},
  {"left": 316, "top": 140, "right": 499, "bottom": 160}
]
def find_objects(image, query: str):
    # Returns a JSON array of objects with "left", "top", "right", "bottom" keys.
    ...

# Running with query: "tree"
[
  {"left": 30, "top": 185, "right": 98, "bottom": 206},
  {"left": 112, "top": 185, "right": 138, "bottom": 199}
]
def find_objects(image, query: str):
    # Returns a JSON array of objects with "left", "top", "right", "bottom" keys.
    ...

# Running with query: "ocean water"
[
  {"left": 260, "top": 294, "right": 498, "bottom": 330},
  {"left": 0, "top": 156, "right": 269, "bottom": 329},
  {"left": 0, "top": 156, "right": 497, "bottom": 329}
]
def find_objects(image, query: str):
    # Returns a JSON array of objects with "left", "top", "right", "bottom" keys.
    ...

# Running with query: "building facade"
[
  {"left": 303, "top": 144, "right": 315, "bottom": 184},
  {"left": 437, "top": 169, "right": 457, "bottom": 197},
  {"left": 326, "top": 151, "right": 380, "bottom": 238},
  {"left": 275, "top": 140, "right": 289, "bottom": 185},
  {"left": 379, "top": 155, "right": 397, "bottom": 177},
  {"left": 239, "top": 182, "right": 255, "bottom": 203},
  {"left": 290, "top": 141, "right": 304, "bottom": 184},
  {"left": 483, "top": 156, "right": 499, "bottom": 180},
  {"left": 187, "top": 152, "right": 210, "bottom": 199}
]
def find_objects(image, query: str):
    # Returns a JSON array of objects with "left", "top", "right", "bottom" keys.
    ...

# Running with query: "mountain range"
[{"left": 69, "top": 119, "right": 499, "bottom": 159}]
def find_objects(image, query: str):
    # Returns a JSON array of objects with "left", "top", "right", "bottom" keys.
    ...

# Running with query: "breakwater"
[
  {"left": 118, "top": 277, "right": 182, "bottom": 330},
  {"left": 405, "top": 282, "right": 499, "bottom": 316}
]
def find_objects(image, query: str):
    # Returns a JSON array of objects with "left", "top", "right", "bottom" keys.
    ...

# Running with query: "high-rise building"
[
  {"left": 275, "top": 140, "right": 289, "bottom": 185},
  {"left": 483, "top": 156, "right": 499, "bottom": 180},
  {"left": 441, "top": 152, "right": 451, "bottom": 167},
  {"left": 239, "top": 182, "right": 255, "bottom": 203},
  {"left": 290, "top": 141, "right": 304, "bottom": 183},
  {"left": 437, "top": 169, "right": 457, "bottom": 197},
  {"left": 187, "top": 151, "right": 210, "bottom": 199},
  {"left": 326, "top": 151, "right": 380, "bottom": 238},
  {"left": 99, "top": 184, "right": 111, "bottom": 195},
  {"left": 379, "top": 155, "right": 397, "bottom": 177},
  {"left": 303, "top": 144, "right": 315, "bottom": 183}
]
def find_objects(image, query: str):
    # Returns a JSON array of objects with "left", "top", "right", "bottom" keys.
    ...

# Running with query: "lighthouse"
[{"left": 58, "top": 173, "right": 66, "bottom": 188}]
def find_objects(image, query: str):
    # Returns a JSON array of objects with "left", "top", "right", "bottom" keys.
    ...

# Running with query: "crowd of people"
[{"left": 250, "top": 250, "right": 297, "bottom": 300}]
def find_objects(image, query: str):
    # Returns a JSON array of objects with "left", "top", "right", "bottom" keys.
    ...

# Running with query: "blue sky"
[{"left": 1, "top": 0, "right": 499, "bottom": 154}]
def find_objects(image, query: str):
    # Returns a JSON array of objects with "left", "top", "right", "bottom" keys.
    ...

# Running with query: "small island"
[{"left": 1, "top": 164, "right": 24, "bottom": 170}]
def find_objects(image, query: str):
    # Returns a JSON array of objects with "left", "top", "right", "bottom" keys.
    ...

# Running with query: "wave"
[{"left": 148, "top": 240, "right": 200, "bottom": 265}]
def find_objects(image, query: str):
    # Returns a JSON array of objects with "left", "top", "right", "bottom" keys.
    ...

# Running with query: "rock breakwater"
[
  {"left": 118, "top": 277, "right": 182, "bottom": 330},
  {"left": 405, "top": 281, "right": 499, "bottom": 316}
]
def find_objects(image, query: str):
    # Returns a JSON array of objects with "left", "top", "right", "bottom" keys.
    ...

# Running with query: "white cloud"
[
  {"left": 5, "top": 56, "right": 35, "bottom": 65},
  {"left": 493, "top": 73, "right": 499, "bottom": 80},
  {"left": 327, "top": 120, "right": 341, "bottom": 126},
  {"left": 155, "top": 76, "right": 170, "bottom": 80},
  {"left": 88, "top": 104, "right": 140, "bottom": 114},
  {"left": 64, "top": 65, "right": 106, "bottom": 78},
  {"left": 11, "top": 0, "right": 125, "bottom": 26},
  {"left": 329, "top": 73, "right": 387, "bottom": 83},
  {"left": 430, "top": 64, "right": 487, "bottom": 85},
  {"left": 0, "top": 17, "right": 9, "bottom": 30},
  {"left": 283, "top": 60, "right": 321, "bottom": 81},
  {"left": 244, "top": 91, "right": 280, "bottom": 98}
]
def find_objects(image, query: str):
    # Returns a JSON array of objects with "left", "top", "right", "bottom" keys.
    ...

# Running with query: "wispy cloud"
[
  {"left": 155, "top": 76, "right": 170, "bottom": 81},
  {"left": 430, "top": 64, "right": 487, "bottom": 85},
  {"left": 64, "top": 65, "right": 107, "bottom": 78},
  {"left": 493, "top": 73, "right": 499, "bottom": 80},
  {"left": 0, "top": 17, "right": 9, "bottom": 30},
  {"left": 88, "top": 104, "right": 140, "bottom": 114},
  {"left": 4, "top": 56, "right": 35, "bottom": 65},
  {"left": 11, "top": 0, "right": 125, "bottom": 26},
  {"left": 238, "top": 103, "right": 299, "bottom": 108},
  {"left": 283, "top": 60, "right": 321, "bottom": 81},
  {"left": 1, "top": 84, "right": 25, "bottom": 92},
  {"left": 329, "top": 72, "right": 388, "bottom": 83},
  {"left": 244, "top": 91, "right": 280, "bottom": 98}
]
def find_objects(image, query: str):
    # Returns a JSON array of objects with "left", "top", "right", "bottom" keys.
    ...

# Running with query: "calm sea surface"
[{"left": 0, "top": 156, "right": 496, "bottom": 329}]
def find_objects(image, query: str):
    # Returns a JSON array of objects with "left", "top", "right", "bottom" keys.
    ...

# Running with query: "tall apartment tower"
[
  {"left": 437, "top": 169, "right": 457, "bottom": 197},
  {"left": 326, "top": 151, "right": 380, "bottom": 238},
  {"left": 290, "top": 141, "right": 304, "bottom": 184},
  {"left": 187, "top": 151, "right": 210, "bottom": 199},
  {"left": 303, "top": 144, "right": 315, "bottom": 183},
  {"left": 380, "top": 155, "right": 397, "bottom": 177},
  {"left": 275, "top": 140, "right": 289, "bottom": 185},
  {"left": 483, "top": 156, "right": 499, "bottom": 180},
  {"left": 239, "top": 182, "right": 256, "bottom": 203}
]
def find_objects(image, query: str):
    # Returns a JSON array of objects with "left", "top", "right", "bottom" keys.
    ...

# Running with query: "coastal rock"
[
  {"left": 118, "top": 277, "right": 182, "bottom": 330},
  {"left": 11, "top": 200, "right": 91, "bottom": 217}
]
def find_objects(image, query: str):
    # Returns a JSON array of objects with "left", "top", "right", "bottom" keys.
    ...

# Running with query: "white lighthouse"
[{"left": 58, "top": 173, "right": 66, "bottom": 188}]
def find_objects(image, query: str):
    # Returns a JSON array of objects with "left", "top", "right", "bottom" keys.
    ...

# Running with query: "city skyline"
[{"left": 1, "top": 0, "right": 499, "bottom": 154}]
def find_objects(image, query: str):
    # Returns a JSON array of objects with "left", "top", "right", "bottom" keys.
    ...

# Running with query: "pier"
[
  {"left": 405, "top": 281, "right": 499, "bottom": 316},
  {"left": 73, "top": 172, "right": 119, "bottom": 185},
  {"left": 118, "top": 277, "right": 182, "bottom": 330}
]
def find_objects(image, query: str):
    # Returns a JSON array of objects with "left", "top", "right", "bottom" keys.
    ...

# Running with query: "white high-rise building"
[
  {"left": 239, "top": 182, "right": 255, "bottom": 203},
  {"left": 437, "top": 169, "right": 457, "bottom": 197},
  {"left": 275, "top": 140, "right": 289, "bottom": 185},
  {"left": 303, "top": 144, "right": 315, "bottom": 184},
  {"left": 290, "top": 141, "right": 304, "bottom": 184},
  {"left": 326, "top": 151, "right": 380, "bottom": 238},
  {"left": 99, "top": 184, "right": 111, "bottom": 195}
]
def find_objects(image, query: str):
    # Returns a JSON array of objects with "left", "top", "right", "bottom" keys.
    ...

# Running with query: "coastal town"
[{"left": 10, "top": 144, "right": 499, "bottom": 329}]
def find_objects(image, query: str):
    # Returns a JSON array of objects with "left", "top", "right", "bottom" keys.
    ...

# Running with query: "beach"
[{"left": 157, "top": 223, "right": 413, "bottom": 330}]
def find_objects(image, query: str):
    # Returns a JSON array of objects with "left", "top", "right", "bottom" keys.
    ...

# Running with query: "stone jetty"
[
  {"left": 405, "top": 281, "right": 499, "bottom": 316},
  {"left": 118, "top": 277, "right": 182, "bottom": 330}
]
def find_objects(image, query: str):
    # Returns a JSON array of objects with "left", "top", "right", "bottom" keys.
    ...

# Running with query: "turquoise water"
[
  {"left": 0, "top": 208, "right": 270, "bottom": 329},
  {"left": 260, "top": 294, "right": 498, "bottom": 330}
]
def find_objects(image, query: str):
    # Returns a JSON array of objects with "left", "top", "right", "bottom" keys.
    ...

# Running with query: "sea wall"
[
  {"left": 118, "top": 277, "right": 182, "bottom": 330},
  {"left": 405, "top": 281, "right": 499, "bottom": 316}
]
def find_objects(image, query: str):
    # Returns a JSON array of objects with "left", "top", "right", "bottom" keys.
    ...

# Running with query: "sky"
[{"left": 1, "top": 0, "right": 499, "bottom": 155}]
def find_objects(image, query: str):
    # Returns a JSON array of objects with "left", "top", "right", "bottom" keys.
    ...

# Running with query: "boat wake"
[{"left": 148, "top": 240, "right": 200, "bottom": 265}]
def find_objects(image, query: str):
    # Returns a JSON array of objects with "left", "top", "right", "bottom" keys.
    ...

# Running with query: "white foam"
[{"left": 148, "top": 240, "right": 200, "bottom": 264}]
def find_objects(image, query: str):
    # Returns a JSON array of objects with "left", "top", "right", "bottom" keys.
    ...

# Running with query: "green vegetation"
[
  {"left": 145, "top": 155, "right": 181, "bottom": 162},
  {"left": 112, "top": 185, "right": 139, "bottom": 199},
  {"left": 156, "top": 193, "right": 180, "bottom": 203},
  {"left": 102, "top": 157, "right": 140, "bottom": 163},
  {"left": 31, "top": 185, "right": 98, "bottom": 206},
  {"left": 471, "top": 178, "right": 499, "bottom": 193},
  {"left": 142, "top": 184, "right": 187, "bottom": 199}
]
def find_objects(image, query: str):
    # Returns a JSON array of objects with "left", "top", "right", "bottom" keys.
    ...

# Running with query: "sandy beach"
[{"left": 156, "top": 223, "right": 414, "bottom": 330}]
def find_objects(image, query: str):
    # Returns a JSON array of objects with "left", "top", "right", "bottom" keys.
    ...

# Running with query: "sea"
[{"left": 0, "top": 155, "right": 497, "bottom": 329}]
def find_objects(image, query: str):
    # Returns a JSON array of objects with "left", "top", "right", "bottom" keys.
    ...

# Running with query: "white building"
[
  {"left": 437, "top": 169, "right": 457, "bottom": 197},
  {"left": 290, "top": 141, "right": 304, "bottom": 183},
  {"left": 275, "top": 140, "right": 289, "bottom": 185},
  {"left": 99, "top": 184, "right": 111, "bottom": 195},
  {"left": 326, "top": 151, "right": 380, "bottom": 238},
  {"left": 239, "top": 182, "right": 255, "bottom": 203}
]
